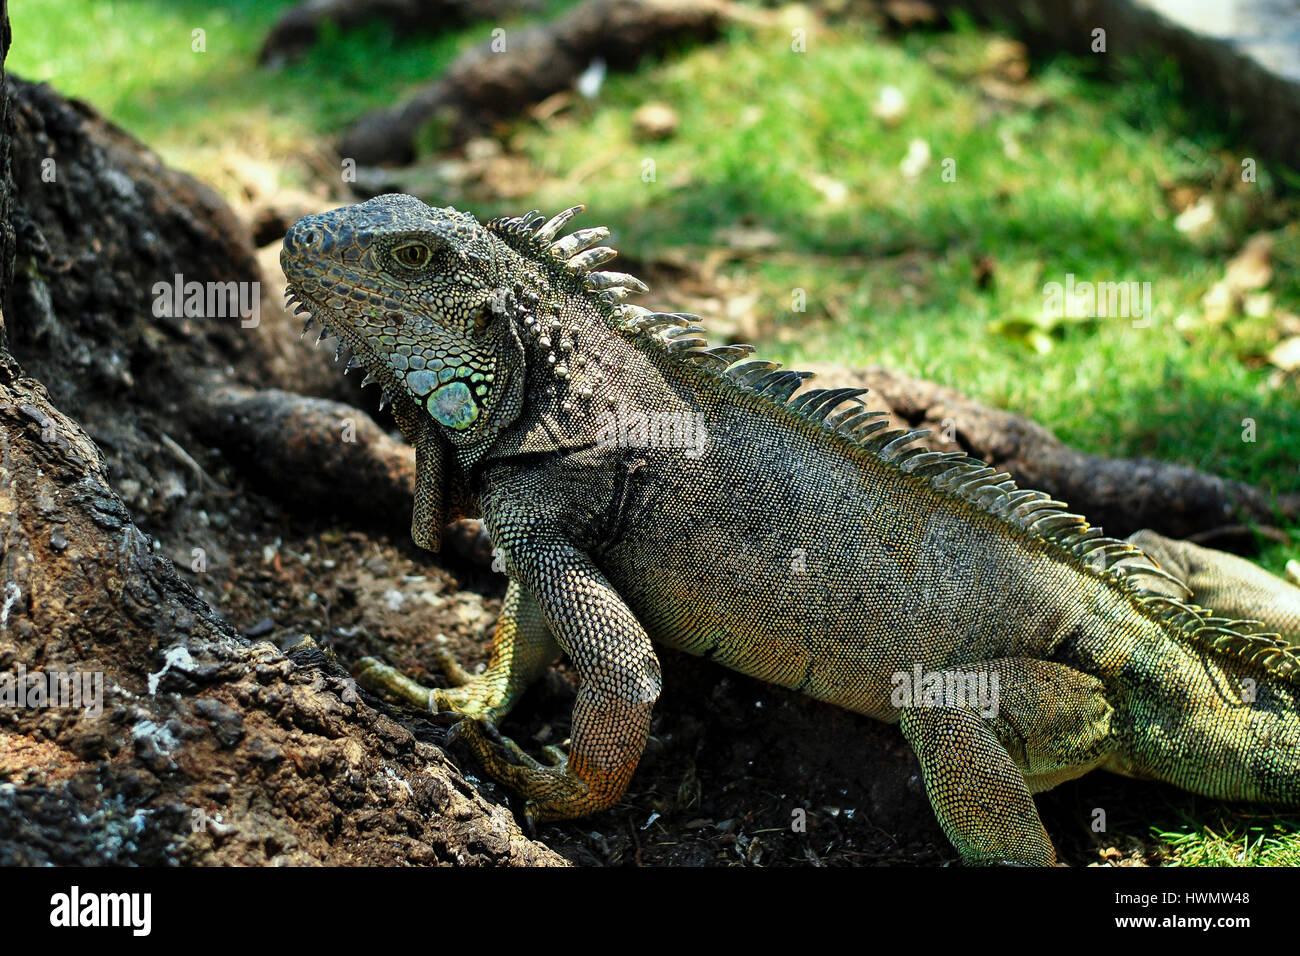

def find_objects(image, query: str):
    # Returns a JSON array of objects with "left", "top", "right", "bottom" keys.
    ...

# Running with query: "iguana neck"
[{"left": 474, "top": 283, "right": 691, "bottom": 468}]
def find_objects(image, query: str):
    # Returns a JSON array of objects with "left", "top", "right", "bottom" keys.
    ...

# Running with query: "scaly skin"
[{"left": 282, "top": 194, "right": 1300, "bottom": 864}]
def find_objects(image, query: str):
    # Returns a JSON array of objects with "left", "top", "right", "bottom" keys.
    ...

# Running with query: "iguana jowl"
[{"left": 281, "top": 194, "right": 1300, "bottom": 865}]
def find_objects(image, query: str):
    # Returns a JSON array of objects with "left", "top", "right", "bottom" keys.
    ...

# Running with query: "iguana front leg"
[
  {"left": 355, "top": 579, "right": 559, "bottom": 723},
  {"left": 452, "top": 531, "right": 662, "bottom": 823},
  {"left": 899, "top": 658, "right": 1115, "bottom": 866}
]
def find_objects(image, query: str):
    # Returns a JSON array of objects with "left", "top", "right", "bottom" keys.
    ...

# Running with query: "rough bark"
[
  {"left": 0, "top": 353, "right": 559, "bottom": 865},
  {"left": 0, "top": 62, "right": 560, "bottom": 865},
  {"left": 338, "top": 0, "right": 729, "bottom": 166},
  {"left": 0, "top": 0, "right": 13, "bottom": 349}
]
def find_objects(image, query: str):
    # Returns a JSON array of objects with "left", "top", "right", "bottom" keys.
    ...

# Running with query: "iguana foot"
[
  {"left": 447, "top": 716, "right": 616, "bottom": 826},
  {"left": 427, "top": 648, "right": 518, "bottom": 722},
  {"left": 353, "top": 651, "right": 515, "bottom": 721}
]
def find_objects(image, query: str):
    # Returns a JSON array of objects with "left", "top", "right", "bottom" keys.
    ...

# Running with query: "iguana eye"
[{"left": 391, "top": 243, "right": 432, "bottom": 269}]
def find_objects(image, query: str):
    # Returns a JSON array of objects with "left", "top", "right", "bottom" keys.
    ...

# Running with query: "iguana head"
[
  {"left": 281, "top": 195, "right": 659, "bottom": 549},
  {"left": 280, "top": 193, "right": 529, "bottom": 446}
]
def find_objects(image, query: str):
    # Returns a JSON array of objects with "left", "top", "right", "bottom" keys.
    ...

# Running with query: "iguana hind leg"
[
  {"left": 898, "top": 658, "right": 1115, "bottom": 866},
  {"left": 1128, "top": 529, "right": 1300, "bottom": 645},
  {"left": 355, "top": 578, "right": 559, "bottom": 723}
]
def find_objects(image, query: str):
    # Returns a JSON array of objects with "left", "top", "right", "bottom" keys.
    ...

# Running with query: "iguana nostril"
[{"left": 285, "top": 226, "right": 319, "bottom": 252}]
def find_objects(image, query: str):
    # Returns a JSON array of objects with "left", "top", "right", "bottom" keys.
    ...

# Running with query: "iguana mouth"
[{"left": 282, "top": 281, "right": 406, "bottom": 411}]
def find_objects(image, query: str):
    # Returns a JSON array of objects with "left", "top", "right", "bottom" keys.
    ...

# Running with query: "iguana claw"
[
  {"left": 447, "top": 716, "right": 593, "bottom": 823},
  {"left": 353, "top": 655, "right": 436, "bottom": 711},
  {"left": 447, "top": 716, "right": 569, "bottom": 772}
]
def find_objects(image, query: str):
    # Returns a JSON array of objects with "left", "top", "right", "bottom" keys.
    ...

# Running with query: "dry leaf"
[
  {"left": 900, "top": 138, "right": 931, "bottom": 180},
  {"left": 809, "top": 172, "right": 849, "bottom": 206},
  {"left": 713, "top": 225, "right": 781, "bottom": 251},
  {"left": 1223, "top": 232, "right": 1273, "bottom": 292},
  {"left": 1200, "top": 232, "right": 1274, "bottom": 322},
  {"left": 872, "top": 85, "right": 907, "bottom": 125},
  {"left": 1174, "top": 195, "right": 1217, "bottom": 237},
  {"left": 632, "top": 102, "right": 679, "bottom": 141},
  {"left": 1267, "top": 336, "right": 1300, "bottom": 372},
  {"left": 983, "top": 38, "right": 1029, "bottom": 83}
]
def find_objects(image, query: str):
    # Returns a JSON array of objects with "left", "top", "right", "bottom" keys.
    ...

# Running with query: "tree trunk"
[{"left": 0, "top": 21, "right": 560, "bottom": 864}]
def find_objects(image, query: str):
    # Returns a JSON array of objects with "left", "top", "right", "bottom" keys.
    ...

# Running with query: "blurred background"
[{"left": 12, "top": 1, "right": 1298, "bottom": 509}]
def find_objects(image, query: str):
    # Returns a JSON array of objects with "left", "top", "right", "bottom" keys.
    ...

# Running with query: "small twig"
[{"left": 159, "top": 431, "right": 216, "bottom": 491}]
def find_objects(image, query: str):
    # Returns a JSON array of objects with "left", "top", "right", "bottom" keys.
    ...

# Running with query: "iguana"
[{"left": 280, "top": 194, "right": 1300, "bottom": 865}]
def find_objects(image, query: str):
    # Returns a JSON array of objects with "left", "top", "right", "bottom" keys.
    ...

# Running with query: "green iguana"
[{"left": 280, "top": 194, "right": 1300, "bottom": 865}]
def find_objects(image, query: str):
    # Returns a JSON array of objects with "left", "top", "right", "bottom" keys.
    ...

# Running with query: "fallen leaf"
[
  {"left": 1223, "top": 232, "right": 1273, "bottom": 293},
  {"left": 713, "top": 225, "right": 781, "bottom": 251},
  {"left": 528, "top": 90, "right": 574, "bottom": 122},
  {"left": 1160, "top": 182, "right": 1202, "bottom": 214},
  {"left": 977, "top": 76, "right": 1048, "bottom": 108},
  {"left": 983, "top": 38, "right": 1029, "bottom": 83},
  {"left": 632, "top": 102, "right": 679, "bottom": 141},
  {"left": 900, "top": 138, "right": 931, "bottom": 180},
  {"left": 1243, "top": 291, "right": 1273, "bottom": 318},
  {"left": 883, "top": 0, "right": 937, "bottom": 28},
  {"left": 872, "top": 85, "right": 907, "bottom": 125},
  {"left": 1267, "top": 336, "right": 1300, "bottom": 371},
  {"left": 1200, "top": 232, "right": 1274, "bottom": 322},
  {"left": 809, "top": 172, "right": 849, "bottom": 205},
  {"left": 1174, "top": 195, "right": 1217, "bottom": 238}
]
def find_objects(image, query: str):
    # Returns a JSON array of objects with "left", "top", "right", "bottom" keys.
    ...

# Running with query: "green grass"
[
  {"left": 502, "top": 23, "right": 1300, "bottom": 487},
  {"left": 8, "top": 0, "right": 572, "bottom": 183},
  {"left": 10, "top": 0, "right": 1300, "bottom": 864},
  {"left": 1154, "top": 811, "right": 1300, "bottom": 866}
]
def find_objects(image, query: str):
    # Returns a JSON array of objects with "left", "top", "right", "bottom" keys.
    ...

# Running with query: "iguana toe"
[
  {"left": 433, "top": 646, "right": 476, "bottom": 687},
  {"left": 448, "top": 716, "right": 615, "bottom": 822},
  {"left": 352, "top": 656, "right": 435, "bottom": 711},
  {"left": 352, "top": 651, "right": 514, "bottom": 721}
]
